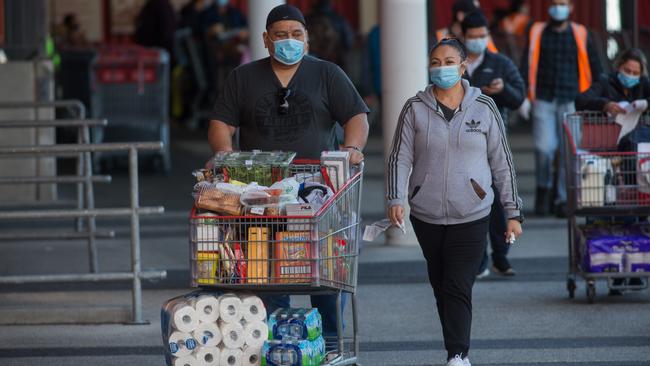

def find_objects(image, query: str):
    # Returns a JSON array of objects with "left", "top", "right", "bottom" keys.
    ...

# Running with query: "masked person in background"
[
  {"left": 208, "top": 4, "right": 369, "bottom": 340},
  {"left": 387, "top": 38, "right": 523, "bottom": 366},
  {"left": 576, "top": 48, "right": 650, "bottom": 115},
  {"left": 520, "top": 0, "right": 602, "bottom": 217},
  {"left": 435, "top": 0, "right": 499, "bottom": 53},
  {"left": 461, "top": 10, "right": 526, "bottom": 278}
]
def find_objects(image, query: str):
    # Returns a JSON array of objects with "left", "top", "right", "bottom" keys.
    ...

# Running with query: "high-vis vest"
[
  {"left": 526, "top": 21, "right": 592, "bottom": 101},
  {"left": 435, "top": 28, "right": 499, "bottom": 53}
]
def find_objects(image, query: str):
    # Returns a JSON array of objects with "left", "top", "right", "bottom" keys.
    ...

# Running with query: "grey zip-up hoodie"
[{"left": 386, "top": 79, "right": 523, "bottom": 225}]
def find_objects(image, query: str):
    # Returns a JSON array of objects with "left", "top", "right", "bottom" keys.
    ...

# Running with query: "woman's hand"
[
  {"left": 505, "top": 219, "right": 523, "bottom": 244},
  {"left": 388, "top": 205, "right": 404, "bottom": 227},
  {"left": 604, "top": 102, "right": 626, "bottom": 116}
]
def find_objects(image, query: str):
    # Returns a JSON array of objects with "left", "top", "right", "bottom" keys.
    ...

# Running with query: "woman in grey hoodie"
[{"left": 386, "top": 38, "right": 523, "bottom": 366}]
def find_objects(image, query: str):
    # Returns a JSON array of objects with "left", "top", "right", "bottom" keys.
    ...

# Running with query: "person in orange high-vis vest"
[{"left": 520, "top": 0, "right": 602, "bottom": 218}]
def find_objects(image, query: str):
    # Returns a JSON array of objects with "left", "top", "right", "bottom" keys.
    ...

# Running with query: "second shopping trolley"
[{"left": 563, "top": 111, "right": 650, "bottom": 303}]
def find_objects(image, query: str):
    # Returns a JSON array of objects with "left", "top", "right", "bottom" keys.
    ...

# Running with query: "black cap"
[
  {"left": 266, "top": 4, "right": 306, "bottom": 29},
  {"left": 461, "top": 10, "right": 488, "bottom": 33}
]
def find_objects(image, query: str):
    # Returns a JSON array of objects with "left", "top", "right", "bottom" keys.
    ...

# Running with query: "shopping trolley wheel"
[
  {"left": 567, "top": 277, "right": 576, "bottom": 299},
  {"left": 586, "top": 281, "right": 596, "bottom": 304}
]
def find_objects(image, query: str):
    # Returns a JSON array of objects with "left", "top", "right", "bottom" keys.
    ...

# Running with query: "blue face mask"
[
  {"left": 465, "top": 37, "right": 488, "bottom": 55},
  {"left": 273, "top": 39, "right": 305, "bottom": 65},
  {"left": 216, "top": 0, "right": 229, "bottom": 7},
  {"left": 618, "top": 72, "right": 640, "bottom": 89},
  {"left": 429, "top": 65, "right": 462, "bottom": 89},
  {"left": 548, "top": 5, "right": 570, "bottom": 21}
]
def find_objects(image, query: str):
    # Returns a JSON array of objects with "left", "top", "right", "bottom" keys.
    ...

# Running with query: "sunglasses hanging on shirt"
[{"left": 277, "top": 87, "right": 292, "bottom": 115}]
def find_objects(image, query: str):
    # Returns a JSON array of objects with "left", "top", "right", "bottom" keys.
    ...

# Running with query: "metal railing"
[
  {"left": 0, "top": 111, "right": 107, "bottom": 272},
  {"left": 0, "top": 142, "right": 167, "bottom": 324},
  {"left": 0, "top": 100, "right": 90, "bottom": 232}
]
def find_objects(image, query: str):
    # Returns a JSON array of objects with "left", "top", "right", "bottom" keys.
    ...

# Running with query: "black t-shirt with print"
[{"left": 212, "top": 55, "right": 369, "bottom": 159}]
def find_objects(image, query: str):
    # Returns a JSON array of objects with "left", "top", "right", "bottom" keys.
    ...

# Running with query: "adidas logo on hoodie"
[{"left": 465, "top": 119, "right": 481, "bottom": 133}]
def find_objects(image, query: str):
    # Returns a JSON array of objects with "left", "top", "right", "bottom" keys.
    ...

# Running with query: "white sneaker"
[
  {"left": 476, "top": 268, "right": 490, "bottom": 279},
  {"left": 446, "top": 355, "right": 471, "bottom": 366}
]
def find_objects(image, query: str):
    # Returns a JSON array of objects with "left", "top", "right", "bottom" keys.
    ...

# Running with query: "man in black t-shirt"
[
  {"left": 209, "top": 5, "right": 368, "bottom": 160},
  {"left": 208, "top": 4, "right": 369, "bottom": 339}
]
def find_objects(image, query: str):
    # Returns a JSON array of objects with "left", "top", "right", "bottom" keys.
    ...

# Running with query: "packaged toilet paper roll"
[
  {"left": 195, "top": 295, "right": 220, "bottom": 323},
  {"left": 242, "top": 345, "right": 262, "bottom": 366},
  {"left": 219, "top": 320, "right": 245, "bottom": 349},
  {"left": 193, "top": 322, "right": 222, "bottom": 348},
  {"left": 240, "top": 295, "right": 266, "bottom": 323},
  {"left": 243, "top": 321, "right": 269, "bottom": 348},
  {"left": 173, "top": 303, "right": 200, "bottom": 333},
  {"left": 174, "top": 355, "right": 199, "bottom": 366},
  {"left": 194, "top": 347, "right": 221, "bottom": 366},
  {"left": 220, "top": 347, "right": 243, "bottom": 366},
  {"left": 169, "top": 331, "right": 198, "bottom": 358},
  {"left": 219, "top": 294, "right": 243, "bottom": 323}
]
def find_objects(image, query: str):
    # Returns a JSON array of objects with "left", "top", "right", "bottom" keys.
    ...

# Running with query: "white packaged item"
[
  {"left": 195, "top": 295, "right": 220, "bottom": 323},
  {"left": 173, "top": 303, "right": 200, "bottom": 333},
  {"left": 194, "top": 347, "right": 220, "bottom": 366},
  {"left": 219, "top": 293, "right": 243, "bottom": 323},
  {"left": 240, "top": 295, "right": 267, "bottom": 323},
  {"left": 193, "top": 322, "right": 222, "bottom": 348},
  {"left": 220, "top": 346, "right": 243, "bottom": 366},
  {"left": 220, "top": 320, "right": 245, "bottom": 349},
  {"left": 638, "top": 143, "right": 650, "bottom": 194},
  {"left": 580, "top": 155, "right": 611, "bottom": 207},
  {"left": 243, "top": 321, "right": 269, "bottom": 348},
  {"left": 169, "top": 331, "right": 198, "bottom": 358},
  {"left": 285, "top": 203, "right": 315, "bottom": 231}
]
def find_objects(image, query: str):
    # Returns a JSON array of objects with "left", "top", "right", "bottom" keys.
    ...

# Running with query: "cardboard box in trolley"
[
  {"left": 274, "top": 231, "right": 314, "bottom": 283},
  {"left": 247, "top": 227, "right": 270, "bottom": 283},
  {"left": 285, "top": 203, "right": 315, "bottom": 231}
]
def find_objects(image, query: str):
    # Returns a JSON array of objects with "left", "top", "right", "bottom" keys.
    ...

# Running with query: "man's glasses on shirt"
[{"left": 277, "top": 87, "right": 292, "bottom": 115}]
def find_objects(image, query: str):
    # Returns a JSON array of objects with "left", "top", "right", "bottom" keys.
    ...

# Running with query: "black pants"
[
  {"left": 479, "top": 186, "right": 510, "bottom": 272},
  {"left": 411, "top": 214, "right": 489, "bottom": 359}
]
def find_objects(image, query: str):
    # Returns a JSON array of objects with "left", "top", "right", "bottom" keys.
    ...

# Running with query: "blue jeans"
[
  {"left": 261, "top": 294, "right": 347, "bottom": 338},
  {"left": 532, "top": 99, "right": 575, "bottom": 204}
]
